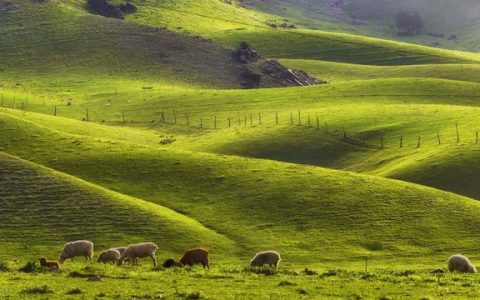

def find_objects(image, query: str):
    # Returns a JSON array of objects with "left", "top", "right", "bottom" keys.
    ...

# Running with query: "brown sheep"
[
  {"left": 38, "top": 257, "right": 61, "bottom": 270},
  {"left": 179, "top": 248, "right": 210, "bottom": 269}
]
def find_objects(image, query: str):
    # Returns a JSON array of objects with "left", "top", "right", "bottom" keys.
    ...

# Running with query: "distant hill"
[{"left": 246, "top": 0, "right": 480, "bottom": 52}]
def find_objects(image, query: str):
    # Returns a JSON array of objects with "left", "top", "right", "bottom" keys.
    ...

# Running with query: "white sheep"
[
  {"left": 448, "top": 254, "right": 477, "bottom": 273},
  {"left": 250, "top": 251, "right": 281, "bottom": 268},
  {"left": 116, "top": 242, "right": 158, "bottom": 267},
  {"left": 59, "top": 240, "right": 94, "bottom": 263},
  {"left": 97, "top": 249, "right": 121, "bottom": 264}
]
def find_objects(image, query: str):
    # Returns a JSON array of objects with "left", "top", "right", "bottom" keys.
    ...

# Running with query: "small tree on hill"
[{"left": 395, "top": 11, "right": 424, "bottom": 36}]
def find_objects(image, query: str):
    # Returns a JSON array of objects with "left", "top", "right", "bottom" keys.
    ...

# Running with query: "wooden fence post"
[
  {"left": 456, "top": 123, "right": 460, "bottom": 143},
  {"left": 161, "top": 111, "right": 165, "bottom": 122},
  {"left": 214, "top": 116, "right": 217, "bottom": 129},
  {"left": 54, "top": 106, "right": 57, "bottom": 116},
  {"left": 417, "top": 136, "right": 421, "bottom": 148},
  {"left": 122, "top": 112, "right": 126, "bottom": 124},
  {"left": 316, "top": 116, "right": 319, "bottom": 129},
  {"left": 258, "top": 113, "right": 261, "bottom": 125},
  {"left": 298, "top": 110, "right": 301, "bottom": 126},
  {"left": 244, "top": 115, "right": 247, "bottom": 126},
  {"left": 437, "top": 131, "right": 441, "bottom": 145},
  {"left": 200, "top": 117, "right": 203, "bottom": 128},
  {"left": 275, "top": 112, "right": 278, "bottom": 125},
  {"left": 308, "top": 116, "right": 311, "bottom": 127},
  {"left": 381, "top": 135, "right": 384, "bottom": 149},
  {"left": 290, "top": 112, "right": 293, "bottom": 125},
  {"left": 343, "top": 128, "right": 347, "bottom": 139},
  {"left": 228, "top": 116, "right": 231, "bottom": 127}
]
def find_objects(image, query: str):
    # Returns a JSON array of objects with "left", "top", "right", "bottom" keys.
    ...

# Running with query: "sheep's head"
[
  {"left": 38, "top": 257, "right": 47, "bottom": 265},
  {"left": 163, "top": 258, "right": 183, "bottom": 268},
  {"left": 116, "top": 258, "right": 125, "bottom": 266},
  {"left": 58, "top": 253, "right": 68, "bottom": 263},
  {"left": 469, "top": 265, "right": 477, "bottom": 273}
]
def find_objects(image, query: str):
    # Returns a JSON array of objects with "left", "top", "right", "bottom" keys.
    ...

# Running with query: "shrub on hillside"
[
  {"left": 21, "top": 285, "right": 53, "bottom": 295},
  {"left": 18, "top": 260, "right": 42, "bottom": 273},
  {"left": 395, "top": 11, "right": 424, "bottom": 36},
  {"left": 0, "top": 261, "right": 10, "bottom": 272}
]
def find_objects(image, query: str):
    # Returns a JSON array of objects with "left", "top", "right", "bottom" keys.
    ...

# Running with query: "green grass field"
[{"left": 2, "top": 0, "right": 480, "bottom": 298}]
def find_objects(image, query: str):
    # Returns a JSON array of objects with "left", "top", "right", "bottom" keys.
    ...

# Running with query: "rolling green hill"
[
  {"left": 0, "top": 0, "right": 253, "bottom": 89},
  {"left": 0, "top": 151, "right": 234, "bottom": 260},
  {"left": 247, "top": 0, "right": 480, "bottom": 52},
  {"left": 2, "top": 0, "right": 480, "bottom": 294},
  {"left": 2, "top": 109, "right": 480, "bottom": 268}
]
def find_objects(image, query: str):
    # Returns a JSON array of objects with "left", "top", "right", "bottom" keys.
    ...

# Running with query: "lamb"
[
  {"left": 249, "top": 251, "right": 281, "bottom": 268},
  {"left": 116, "top": 242, "right": 158, "bottom": 267},
  {"left": 179, "top": 248, "right": 210, "bottom": 269},
  {"left": 97, "top": 249, "right": 121, "bottom": 264},
  {"left": 59, "top": 240, "right": 94, "bottom": 263},
  {"left": 162, "top": 258, "right": 184, "bottom": 268},
  {"left": 448, "top": 254, "right": 477, "bottom": 273},
  {"left": 38, "top": 257, "right": 60, "bottom": 270}
]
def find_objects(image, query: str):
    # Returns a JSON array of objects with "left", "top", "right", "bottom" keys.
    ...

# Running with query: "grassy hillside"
[
  {"left": 0, "top": 151, "right": 234, "bottom": 260},
  {"left": 247, "top": 0, "right": 480, "bottom": 52},
  {"left": 59, "top": 0, "right": 480, "bottom": 65},
  {"left": 281, "top": 60, "right": 480, "bottom": 83},
  {"left": 0, "top": 0, "right": 252, "bottom": 89},
  {"left": 2, "top": 109, "right": 480, "bottom": 267}
]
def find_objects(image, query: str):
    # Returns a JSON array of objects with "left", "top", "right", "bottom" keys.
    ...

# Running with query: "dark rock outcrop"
[
  {"left": 119, "top": 2, "right": 137, "bottom": 14},
  {"left": 86, "top": 0, "right": 124, "bottom": 19},
  {"left": 234, "top": 42, "right": 326, "bottom": 89},
  {"left": 261, "top": 60, "right": 321, "bottom": 86},
  {"left": 240, "top": 68, "right": 262, "bottom": 89},
  {"left": 234, "top": 42, "right": 262, "bottom": 64}
]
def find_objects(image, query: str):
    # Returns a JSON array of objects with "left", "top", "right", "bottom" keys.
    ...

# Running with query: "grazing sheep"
[
  {"left": 448, "top": 254, "right": 477, "bottom": 273},
  {"left": 179, "top": 248, "right": 210, "bottom": 269},
  {"left": 97, "top": 249, "right": 121, "bottom": 264},
  {"left": 59, "top": 240, "right": 94, "bottom": 263},
  {"left": 113, "top": 247, "right": 127, "bottom": 255},
  {"left": 250, "top": 251, "right": 281, "bottom": 268},
  {"left": 162, "top": 258, "right": 184, "bottom": 268},
  {"left": 38, "top": 257, "right": 60, "bottom": 270},
  {"left": 116, "top": 242, "right": 158, "bottom": 267}
]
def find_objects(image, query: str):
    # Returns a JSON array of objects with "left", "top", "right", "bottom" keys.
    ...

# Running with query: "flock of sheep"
[
  {"left": 38, "top": 240, "right": 478, "bottom": 275},
  {"left": 39, "top": 240, "right": 281, "bottom": 271}
]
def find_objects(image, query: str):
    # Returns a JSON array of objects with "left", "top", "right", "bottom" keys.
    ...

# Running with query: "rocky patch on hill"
[
  {"left": 86, "top": 0, "right": 137, "bottom": 19},
  {"left": 234, "top": 42, "right": 326, "bottom": 89}
]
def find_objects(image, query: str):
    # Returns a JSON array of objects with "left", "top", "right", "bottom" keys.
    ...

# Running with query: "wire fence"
[{"left": 2, "top": 95, "right": 480, "bottom": 149}]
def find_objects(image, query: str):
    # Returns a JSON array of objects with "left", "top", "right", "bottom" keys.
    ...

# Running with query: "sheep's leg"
[{"left": 150, "top": 255, "right": 157, "bottom": 267}]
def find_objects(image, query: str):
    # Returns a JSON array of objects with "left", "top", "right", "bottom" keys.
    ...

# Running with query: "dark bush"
[
  {"left": 18, "top": 260, "right": 42, "bottom": 273},
  {"left": 22, "top": 285, "right": 53, "bottom": 294}
]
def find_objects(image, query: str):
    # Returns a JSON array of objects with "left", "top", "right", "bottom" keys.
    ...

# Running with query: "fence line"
[{"left": 1, "top": 96, "right": 479, "bottom": 149}]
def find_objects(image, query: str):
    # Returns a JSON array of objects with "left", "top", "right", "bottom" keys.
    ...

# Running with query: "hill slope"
[
  {"left": 2, "top": 109, "right": 480, "bottom": 266},
  {"left": 247, "top": 0, "right": 480, "bottom": 52},
  {"left": 0, "top": 151, "right": 234, "bottom": 260},
  {"left": 0, "top": 0, "right": 248, "bottom": 89}
]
